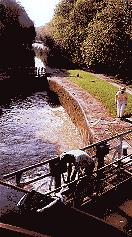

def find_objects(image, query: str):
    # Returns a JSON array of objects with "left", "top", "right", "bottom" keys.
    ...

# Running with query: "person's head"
[
  {"left": 121, "top": 86, "right": 126, "bottom": 91},
  {"left": 120, "top": 86, "right": 126, "bottom": 93}
]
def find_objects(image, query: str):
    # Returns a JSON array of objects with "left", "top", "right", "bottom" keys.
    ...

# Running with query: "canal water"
[
  {"left": 0, "top": 58, "right": 84, "bottom": 180},
  {"left": 0, "top": 48, "right": 84, "bottom": 218}
]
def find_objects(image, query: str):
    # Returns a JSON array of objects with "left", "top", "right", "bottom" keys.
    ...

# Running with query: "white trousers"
[
  {"left": 117, "top": 101, "right": 126, "bottom": 117},
  {"left": 37, "top": 67, "right": 45, "bottom": 76}
]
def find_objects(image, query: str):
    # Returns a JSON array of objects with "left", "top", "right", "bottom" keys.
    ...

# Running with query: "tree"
[
  {"left": 0, "top": 0, "right": 35, "bottom": 70},
  {"left": 35, "top": 0, "right": 132, "bottom": 82},
  {"left": 82, "top": 0, "right": 132, "bottom": 81}
]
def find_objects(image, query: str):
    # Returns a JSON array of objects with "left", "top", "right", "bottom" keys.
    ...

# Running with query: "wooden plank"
[{"left": 0, "top": 222, "right": 50, "bottom": 237}]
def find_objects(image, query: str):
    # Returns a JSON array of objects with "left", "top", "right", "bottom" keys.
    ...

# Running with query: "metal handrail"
[
  {"left": 80, "top": 129, "right": 132, "bottom": 151},
  {"left": 97, "top": 153, "right": 132, "bottom": 171},
  {"left": 3, "top": 130, "right": 132, "bottom": 180},
  {"left": 2, "top": 129, "right": 132, "bottom": 199},
  {"left": 3, "top": 155, "right": 59, "bottom": 179}
]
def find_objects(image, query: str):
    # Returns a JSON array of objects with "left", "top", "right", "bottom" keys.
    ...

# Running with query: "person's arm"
[{"left": 115, "top": 93, "right": 118, "bottom": 103}]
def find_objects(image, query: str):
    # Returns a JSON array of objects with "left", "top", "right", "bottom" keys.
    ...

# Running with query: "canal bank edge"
[
  {"left": 47, "top": 77, "right": 96, "bottom": 148},
  {"left": 47, "top": 76, "right": 132, "bottom": 145}
]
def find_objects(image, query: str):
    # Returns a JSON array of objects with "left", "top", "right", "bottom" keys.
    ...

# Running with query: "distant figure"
[{"left": 115, "top": 86, "right": 128, "bottom": 118}]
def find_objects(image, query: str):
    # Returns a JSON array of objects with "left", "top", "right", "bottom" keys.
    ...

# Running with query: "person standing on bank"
[{"left": 115, "top": 86, "right": 128, "bottom": 118}]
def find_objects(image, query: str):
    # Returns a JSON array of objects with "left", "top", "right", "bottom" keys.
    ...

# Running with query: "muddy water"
[{"left": 0, "top": 91, "right": 84, "bottom": 180}]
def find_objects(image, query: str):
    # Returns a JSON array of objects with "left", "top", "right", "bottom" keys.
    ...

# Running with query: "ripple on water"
[{"left": 0, "top": 92, "right": 84, "bottom": 178}]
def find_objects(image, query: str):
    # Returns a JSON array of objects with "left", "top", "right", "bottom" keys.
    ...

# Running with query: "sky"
[{"left": 16, "top": 0, "right": 61, "bottom": 27}]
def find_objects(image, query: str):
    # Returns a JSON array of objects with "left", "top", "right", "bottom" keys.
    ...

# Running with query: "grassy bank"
[{"left": 67, "top": 70, "right": 132, "bottom": 118}]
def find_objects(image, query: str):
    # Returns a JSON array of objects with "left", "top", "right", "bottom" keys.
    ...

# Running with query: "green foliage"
[
  {"left": 37, "top": 0, "right": 131, "bottom": 81},
  {"left": 82, "top": 0, "right": 132, "bottom": 67},
  {"left": 67, "top": 70, "right": 132, "bottom": 117},
  {"left": 36, "top": 0, "right": 132, "bottom": 82},
  {"left": 51, "top": 0, "right": 99, "bottom": 64}
]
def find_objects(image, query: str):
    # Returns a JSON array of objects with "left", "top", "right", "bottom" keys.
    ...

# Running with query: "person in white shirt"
[{"left": 115, "top": 86, "right": 128, "bottom": 118}]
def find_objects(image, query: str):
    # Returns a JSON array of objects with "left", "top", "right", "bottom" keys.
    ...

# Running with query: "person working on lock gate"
[{"left": 115, "top": 86, "right": 128, "bottom": 119}]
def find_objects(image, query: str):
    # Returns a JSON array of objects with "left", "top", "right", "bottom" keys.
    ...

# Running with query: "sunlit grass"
[{"left": 67, "top": 70, "right": 132, "bottom": 117}]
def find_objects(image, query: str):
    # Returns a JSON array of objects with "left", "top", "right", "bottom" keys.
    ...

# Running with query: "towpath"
[
  {"left": 89, "top": 72, "right": 132, "bottom": 95},
  {"left": 48, "top": 75, "right": 132, "bottom": 158}
]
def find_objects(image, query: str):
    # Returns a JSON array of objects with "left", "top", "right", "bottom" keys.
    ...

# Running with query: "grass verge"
[{"left": 67, "top": 70, "right": 132, "bottom": 118}]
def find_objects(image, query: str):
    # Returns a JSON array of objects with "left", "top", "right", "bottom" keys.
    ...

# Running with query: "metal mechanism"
[
  {"left": 96, "top": 141, "right": 110, "bottom": 168},
  {"left": 1, "top": 130, "right": 132, "bottom": 212}
]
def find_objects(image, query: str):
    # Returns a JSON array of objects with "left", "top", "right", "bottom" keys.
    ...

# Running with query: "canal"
[
  {"left": 0, "top": 56, "right": 84, "bottom": 180},
  {"left": 0, "top": 45, "right": 85, "bottom": 221}
]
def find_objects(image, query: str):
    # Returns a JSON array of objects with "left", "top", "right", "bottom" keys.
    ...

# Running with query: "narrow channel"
[{"left": 0, "top": 55, "right": 84, "bottom": 180}]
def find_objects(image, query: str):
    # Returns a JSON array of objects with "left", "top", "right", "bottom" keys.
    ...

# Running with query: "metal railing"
[
  {"left": 3, "top": 156, "right": 59, "bottom": 186},
  {"left": 2, "top": 129, "right": 132, "bottom": 207}
]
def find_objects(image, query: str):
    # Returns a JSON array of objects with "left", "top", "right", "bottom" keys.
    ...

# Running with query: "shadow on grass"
[{"left": 123, "top": 112, "right": 132, "bottom": 119}]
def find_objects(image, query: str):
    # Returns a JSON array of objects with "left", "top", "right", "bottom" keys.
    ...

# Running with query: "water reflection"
[
  {"left": 35, "top": 57, "right": 45, "bottom": 76},
  {"left": 32, "top": 43, "right": 45, "bottom": 50}
]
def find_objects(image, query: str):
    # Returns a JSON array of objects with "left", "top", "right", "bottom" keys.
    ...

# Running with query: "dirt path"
[{"left": 89, "top": 72, "right": 132, "bottom": 95}]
